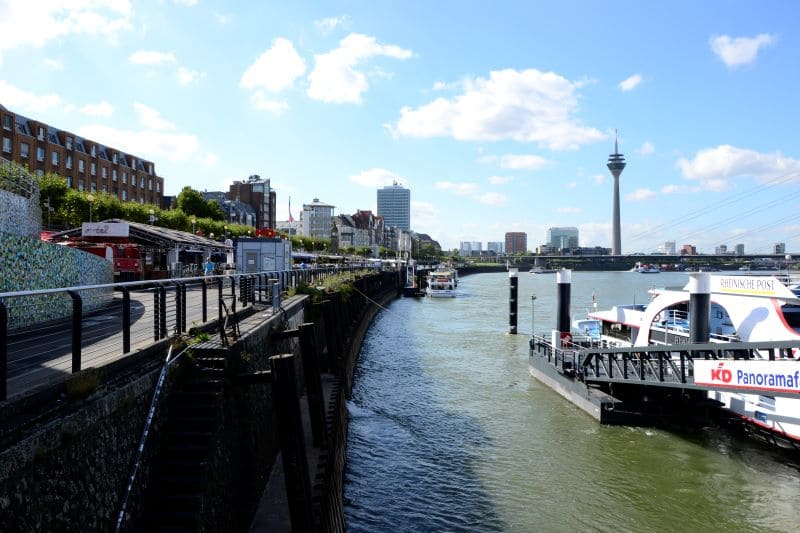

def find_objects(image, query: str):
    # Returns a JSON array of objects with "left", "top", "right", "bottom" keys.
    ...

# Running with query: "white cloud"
[
  {"left": 626, "top": 188, "right": 656, "bottom": 201},
  {"left": 566, "top": 182, "right": 577, "bottom": 189},
  {"left": 349, "top": 168, "right": 403, "bottom": 187},
  {"left": 241, "top": 38, "right": 306, "bottom": 95},
  {"left": 44, "top": 58, "right": 63, "bottom": 70},
  {"left": 213, "top": 12, "right": 232, "bottom": 25},
  {"left": 307, "top": 33, "right": 413, "bottom": 104},
  {"left": 389, "top": 68, "right": 604, "bottom": 150},
  {"left": 173, "top": 0, "right": 198, "bottom": 6},
  {"left": 488, "top": 175, "right": 513, "bottom": 185},
  {"left": 0, "top": 80, "right": 62, "bottom": 112},
  {"left": 435, "top": 181, "right": 478, "bottom": 195},
  {"left": 479, "top": 192, "right": 507, "bottom": 205},
  {"left": 0, "top": 1, "right": 133, "bottom": 60},
  {"left": 411, "top": 200, "right": 439, "bottom": 231},
  {"left": 710, "top": 33, "right": 775, "bottom": 69},
  {"left": 661, "top": 184, "right": 687, "bottom": 194},
  {"left": 638, "top": 141, "right": 654, "bottom": 156},
  {"left": 177, "top": 66, "right": 205, "bottom": 85},
  {"left": 593, "top": 174, "right": 606, "bottom": 185},
  {"left": 78, "top": 124, "right": 199, "bottom": 162},
  {"left": 248, "top": 93, "right": 290, "bottom": 114},
  {"left": 557, "top": 206, "right": 582, "bottom": 213},
  {"left": 499, "top": 154, "right": 551, "bottom": 170},
  {"left": 134, "top": 102, "right": 176, "bottom": 130},
  {"left": 81, "top": 101, "right": 114, "bottom": 117},
  {"left": 129, "top": 50, "right": 177, "bottom": 65},
  {"left": 618, "top": 74, "right": 642, "bottom": 91},
  {"left": 677, "top": 145, "right": 800, "bottom": 188},
  {"left": 314, "top": 15, "right": 350, "bottom": 34},
  {"left": 199, "top": 153, "right": 218, "bottom": 167}
]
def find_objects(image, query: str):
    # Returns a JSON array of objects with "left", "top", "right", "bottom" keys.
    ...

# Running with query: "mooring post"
[
  {"left": 557, "top": 269, "right": 572, "bottom": 347},
  {"left": 689, "top": 272, "right": 711, "bottom": 346},
  {"left": 509, "top": 267, "right": 518, "bottom": 334},
  {"left": 269, "top": 353, "right": 314, "bottom": 531},
  {"left": 299, "top": 322, "right": 327, "bottom": 448}
]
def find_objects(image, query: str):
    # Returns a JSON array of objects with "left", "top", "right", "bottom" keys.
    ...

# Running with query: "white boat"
[
  {"left": 529, "top": 267, "right": 557, "bottom": 274},
  {"left": 425, "top": 268, "right": 457, "bottom": 298},
  {"left": 631, "top": 262, "right": 660, "bottom": 273},
  {"left": 589, "top": 274, "right": 800, "bottom": 447}
]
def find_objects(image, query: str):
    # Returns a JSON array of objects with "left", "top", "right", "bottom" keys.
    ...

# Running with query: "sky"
[{"left": 1, "top": 1, "right": 800, "bottom": 254}]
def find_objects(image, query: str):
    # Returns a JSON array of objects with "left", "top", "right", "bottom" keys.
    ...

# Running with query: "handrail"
[{"left": 114, "top": 341, "right": 190, "bottom": 532}]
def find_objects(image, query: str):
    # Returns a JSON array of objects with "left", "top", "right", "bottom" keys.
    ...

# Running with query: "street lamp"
[
  {"left": 531, "top": 295, "right": 537, "bottom": 338},
  {"left": 209, "top": 232, "right": 215, "bottom": 241},
  {"left": 191, "top": 216, "right": 196, "bottom": 234},
  {"left": 223, "top": 225, "right": 228, "bottom": 239},
  {"left": 148, "top": 208, "right": 156, "bottom": 225},
  {"left": 87, "top": 194, "right": 94, "bottom": 222}
]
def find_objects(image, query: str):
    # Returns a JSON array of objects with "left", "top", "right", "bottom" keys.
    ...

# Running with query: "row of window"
[{"left": 64, "top": 176, "right": 152, "bottom": 203}]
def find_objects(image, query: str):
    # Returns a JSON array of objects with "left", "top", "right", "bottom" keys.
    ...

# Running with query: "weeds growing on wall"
[{"left": 290, "top": 269, "right": 372, "bottom": 303}]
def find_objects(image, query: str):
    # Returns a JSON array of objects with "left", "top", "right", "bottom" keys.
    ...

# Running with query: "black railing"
[{"left": 0, "top": 266, "right": 358, "bottom": 401}]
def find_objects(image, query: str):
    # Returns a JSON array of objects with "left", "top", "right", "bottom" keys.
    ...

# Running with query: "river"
[{"left": 343, "top": 271, "right": 800, "bottom": 532}]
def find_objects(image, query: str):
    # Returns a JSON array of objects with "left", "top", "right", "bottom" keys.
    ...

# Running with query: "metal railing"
[{"left": 0, "top": 266, "right": 353, "bottom": 401}]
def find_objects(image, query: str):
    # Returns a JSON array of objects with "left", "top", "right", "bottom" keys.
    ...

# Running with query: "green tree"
[{"left": 176, "top": 186, "right": 224, "bottom": 220}]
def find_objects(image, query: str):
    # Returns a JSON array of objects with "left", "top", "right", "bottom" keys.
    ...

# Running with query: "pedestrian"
[{"left": 204, "top": 257, "right": 214, "bottom": 276}]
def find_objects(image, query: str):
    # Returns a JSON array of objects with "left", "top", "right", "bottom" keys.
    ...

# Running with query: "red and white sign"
[{"left": 694, "top": 360, "right": 800, "bottom": 394}]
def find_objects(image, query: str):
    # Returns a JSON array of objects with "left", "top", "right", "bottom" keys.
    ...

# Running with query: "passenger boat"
[
  {"left": 589, "top": 274, "right": 800, "bottom": 448},
  {"left": 425, "top": 268, "right": 457, "bottom": 298},
  {"left": 529, "top": 267, "right": 557, "bottom": 274},
  {"left": 631, "top": 262, "right": 661, "bottom": 273}
]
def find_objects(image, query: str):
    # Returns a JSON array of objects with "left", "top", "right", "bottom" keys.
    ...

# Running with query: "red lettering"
[
  {"left": 711, "top": 368, "right": 722, "bottom": 381},
  {"left": 710, "top": 363, "right": 732, "bottom": 383}
]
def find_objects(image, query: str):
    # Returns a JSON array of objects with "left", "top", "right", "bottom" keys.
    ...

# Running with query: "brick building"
[
  {"left": 228, "top": 175, "right": 276, "bottom": 230},
  {"left": 1, "top": 103, "right": 164, "bottom": 206},
  {"left": 505, "top": 232, "right": 528, "bottom": 254}
]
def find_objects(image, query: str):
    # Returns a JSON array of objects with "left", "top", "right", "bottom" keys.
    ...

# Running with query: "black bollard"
[
  {"left": 509, "top": 267, "right": 518, "bottom": 334},
  {"left": 689, "top": 272, "right": 711, "bottom": 344},
  {"left": 556, "top": 269, "right": 572, "bottom": 346}
]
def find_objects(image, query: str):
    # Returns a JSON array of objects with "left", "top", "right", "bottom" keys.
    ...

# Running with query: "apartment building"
[{"left": 1, "top": 103, "right": 164, "bottom": 205}]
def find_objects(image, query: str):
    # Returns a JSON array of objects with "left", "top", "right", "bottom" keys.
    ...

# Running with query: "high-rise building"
[
  {"left": 664, "top": 240, "right": 677, "bottom": 255},
  {"left": 505, "top": 232, "right": 527, "bottom": 254},
  {"left": 606, "top": 132, "right": 626, "bottom": 255},
  {"left": 301, "top": 198, "right": 335, "bottom": 239},
  {"left": 487, "top": 242, "right": 503, "bottom": 255},
  {"left": 1, "top": 103, "right": 164, "bottom": 205},
  {"left": 547, "top": 227, "right": 579, "bottom": 251},
  {"left": 715, "top": 244, "right": 728, "bottom": 255},
  {"left": 377, "top": 182, "right": 410, "bottom": 230},
  {"left": 774, "top": 243, "right": 786, "bottom": 254},
  {"left": 228, "top": 175, "right": 276, "bottom": 230},
  {"left": 735, "top": 243, "right": 745, "bottom": 255},
  {"left": 459, "top": 241, "right": 472, "bottom": 256}
]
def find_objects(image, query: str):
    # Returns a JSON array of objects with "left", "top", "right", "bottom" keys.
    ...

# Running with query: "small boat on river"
[{"left": 425, "top": 268, "right": 457, "bottom": 298}]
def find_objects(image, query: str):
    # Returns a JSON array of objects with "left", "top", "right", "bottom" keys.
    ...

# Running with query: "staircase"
[{"left": 138, "top": 346, "right": 228, "bottom": 531}]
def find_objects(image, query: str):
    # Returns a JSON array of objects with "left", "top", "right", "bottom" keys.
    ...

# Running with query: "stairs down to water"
[{"left": 138, "top": 346, "right": 228, "bottom": 531}]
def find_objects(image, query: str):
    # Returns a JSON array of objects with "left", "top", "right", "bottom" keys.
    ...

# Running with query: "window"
[
  {"left": 122, "top": 190, "right": 127, "bottom": 201},
  {"left": 66, "top": 137, "right": 73, "bottom": 150},
  {"left": 156, "top": 182, "right": 160, "bottom": 193},
  {"left": 90, "top": 183, "right": 97, "bottom": 193},
  {"left": 148, "top": 179, "right": 153, "bottom": 191},
  {"left": 78, "top": 159, "right": 85, "bottom": 173},
  {"left": 112, "top": 169, "right": 117, "bottom": 181},
  {"left": 36, "top": 169, "right": 44, "bottom": 177},
  {"left": 102, "top": 185, "right": 108, "bottom": 192},
  {"left": 36, "top": 147, "right": 45, "bottom": 161},
  {"left": 51, "top": 152, "right": 59, "bottom": 165},
  {"left": 90, "top": 145, "right": 96, "bottom": 157},
  {"left": 2, "top": 115, "right": 11, "bottom": 130},
  {"left": 37, "top": 127, "right": 44, "bottom": 140},
  {"left": 148, "top": 163, "right": 153, "bottom": 174},
  {"left": 122, "top": 172, "right": 127, "bottom": 184},
  {"left": 90, "top": 162, "right": 96, "bottom": 175},
  {"left": 140, "top": 177, "right": 145, "bottom": 188},
  {"left": 66, "top": 177, "right": 73, "bottom": 188},
  {"left": 101, "top": 167, "right": 108, "bottom": 178},
  {"left": 66, "top": 155, "right": 72, "bottom": 169},
  {"left": 112, "top": 153, "right": 118, "bottom": 164},
  {"left": 20, "top": 143, "right": 29, "bottom": 158},
  {"left": 2, "top": 137, "right": 10, "bottom": 153}
]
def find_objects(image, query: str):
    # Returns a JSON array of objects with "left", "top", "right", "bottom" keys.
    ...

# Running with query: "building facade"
[
  {"left": 301, "top": 198, "right": 335, "bottom": 239},
  {"left": 228, "top": 175, "right": 276, "bottom": 230},
  {"left": 377, "top": 182, "right": 410, "bottom": 230},
  {"left": 547, "top": 227, "right": 579, "bottom": 250},
  {"left": 1, "top": 103, "right": 164, "bottom": 206},
  {"left": 487, "top": 242, "right": 503, "bottom": 255},
  {"left": 505, "top": 232, "right": 527, "bottom": 254}
]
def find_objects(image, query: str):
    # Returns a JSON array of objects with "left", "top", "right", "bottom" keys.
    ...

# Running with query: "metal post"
[
  {"left": 508, "top": 268, "right": 518, "bottom": 334},
  {"left": 557, "top": 269, "right": 572, "bottom": 346},
  {"left": 174, "top": 282, "right": 183, "bottom": 335},
  {"left": 153, "top": 288, "right": 160, "bottom": 341},
  {"left": 67, "top": 290, "right": 83, "bottom": 372},
  {"left": 299, "top": 322, "right": 327, "bottom": 448},
  {"left": 201, "top": 279, "right": 208, "bottom": 323},
  {"left": 181, "top": 282, "right": 187, "bottom": 333},
  {"left": 0, "top": 302, "right": 7, "bottom": 401},
  {"left": 217, "top": 277, "right": 224, "bottom": 326},
  {"left": 118, "top": 287, "right": 131, "bottom": 354},
  {"left": 158, "top": 285, "right": 167, "bottom": 339},
  {"left": 229, "top": 275, "right": 237, "bottom": 315},
  {"left": 689, "top": 272, "right": 711, "bottom": 344},
  {"left": 531, "top": 294, "right": 537, "bottom": 338}
]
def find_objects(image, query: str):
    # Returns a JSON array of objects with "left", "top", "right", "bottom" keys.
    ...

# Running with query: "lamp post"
[
  {"left": 87, "top": 194, "right": 94, "bottom": 222},
  {"left": 223, "top": 225, "right": 228, "bottom": 239},
  {"left": 209, "top": 232, "right": 215, "bottom": 241},
  {"left": 191, "top": 216, "right": 196, "bottom": 234},
  {"left": 148, "top": 208, "right": 156, "bottom": 225},
  {"left": 531, "top": 294, "right": 537, "bottom": 338}
]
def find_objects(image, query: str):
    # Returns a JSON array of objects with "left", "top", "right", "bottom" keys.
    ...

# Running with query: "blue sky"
[{"left": 2, "top": 1, "right": 799, "bottom": 253}]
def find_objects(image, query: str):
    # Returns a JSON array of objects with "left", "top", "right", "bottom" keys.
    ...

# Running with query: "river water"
[{"left": 344, "top": 271, "right": 800, "bottom": 532}]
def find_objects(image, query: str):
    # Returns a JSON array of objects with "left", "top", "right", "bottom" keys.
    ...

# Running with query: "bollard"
[
  {"left": 509, "top": 267, "right": 518, "bottom": 334},
  {"left": 689, "top": 272, "right": 711, "bottom": 344},
  {"left": 557, "top": 269, "right": 572, "bottom": 346}
]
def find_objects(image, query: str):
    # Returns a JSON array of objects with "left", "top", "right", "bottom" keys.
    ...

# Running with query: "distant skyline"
[{"left": 1, "top": 2, "right": 799, "bottom": 253}]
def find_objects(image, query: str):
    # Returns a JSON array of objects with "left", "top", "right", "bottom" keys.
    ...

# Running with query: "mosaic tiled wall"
[
  {"left": 0, "top": 189, "right": 41, "bottom": 238},
  {"left": 0, "top": 231, "right": 114, "bottom": 330}
]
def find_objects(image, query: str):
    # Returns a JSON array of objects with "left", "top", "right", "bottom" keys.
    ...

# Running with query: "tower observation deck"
[{"left": 606, "top": 133, "right": 626, "bottom": 255}]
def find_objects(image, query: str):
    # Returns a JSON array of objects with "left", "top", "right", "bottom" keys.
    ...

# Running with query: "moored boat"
[{"left": 425, "top": 268, "right": 457, "bottom": 298}]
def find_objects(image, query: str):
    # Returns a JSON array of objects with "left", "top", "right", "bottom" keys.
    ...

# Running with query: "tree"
[{"left": 176, "top": 186, "right": 224, "bottom": 220}]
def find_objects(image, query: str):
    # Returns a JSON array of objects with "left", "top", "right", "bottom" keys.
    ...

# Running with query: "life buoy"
[{"left": 654, "top": 312, "right": 662, "bottom": 323}]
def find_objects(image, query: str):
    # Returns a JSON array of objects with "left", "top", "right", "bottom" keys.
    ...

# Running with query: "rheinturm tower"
[{"left": 606, "top": 132, "right": 626, "bottom": 255}]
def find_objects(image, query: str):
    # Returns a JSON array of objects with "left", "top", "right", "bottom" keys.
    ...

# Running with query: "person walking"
[{"left": 204, "top": 257, "right": 214, "bottom": 276}]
